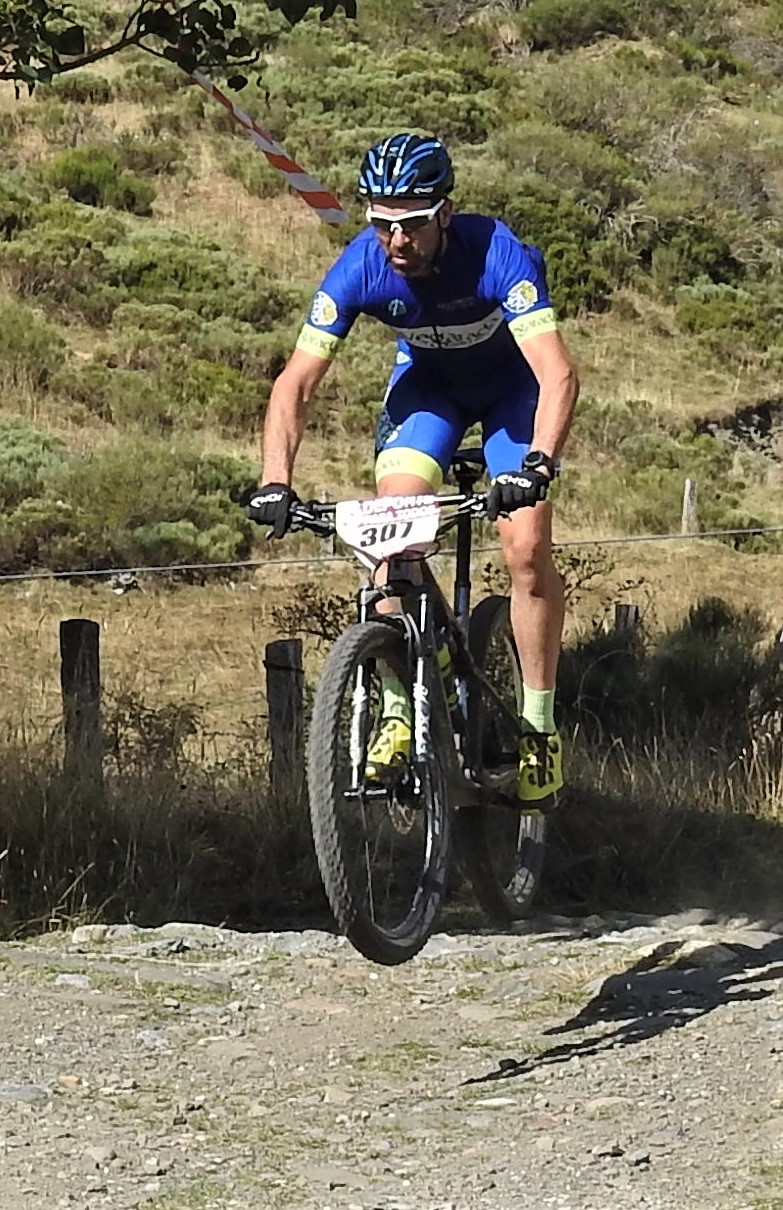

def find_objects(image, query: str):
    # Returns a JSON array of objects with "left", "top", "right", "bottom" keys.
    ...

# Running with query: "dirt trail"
[{"left": 2, "top": 911, "right": 783, "bottom": 1209}]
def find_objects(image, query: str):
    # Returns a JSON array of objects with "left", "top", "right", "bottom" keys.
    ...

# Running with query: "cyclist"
[{"left": 248, "top": 133, "right": 580, "bottom": 804}]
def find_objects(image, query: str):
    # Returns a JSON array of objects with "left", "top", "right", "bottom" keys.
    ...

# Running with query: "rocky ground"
[{"left": 2, "top": 910, "right": 783, "bottom": 1209}]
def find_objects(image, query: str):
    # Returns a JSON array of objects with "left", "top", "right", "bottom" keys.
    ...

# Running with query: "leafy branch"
[{"left": 0, "top": 0, "right": 357, "bottom": 90}]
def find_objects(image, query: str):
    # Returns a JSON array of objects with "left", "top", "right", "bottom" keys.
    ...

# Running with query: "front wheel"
[
  {"left": 307, "top": 621, "right": 451, "bottom": 965},
  {"left": 456, "top": 595, "right": 546, "bottom": 923}
]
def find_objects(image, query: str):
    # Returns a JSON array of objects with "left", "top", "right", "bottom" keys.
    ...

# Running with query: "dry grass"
[
  {"left": 1, "top": 32, "right": 783, "bottom": 935},
  {"left": 548, "top": 730, "right": 783, "bottom": 918},
  {"left": 556, "top": 537, "right": 783, "bottom": 633},
  {"left": 567, "top": 302, "right": 781, "bottom": 426},
  {"left": 152, "top": 144, "right": 335, "bottom": 286}
]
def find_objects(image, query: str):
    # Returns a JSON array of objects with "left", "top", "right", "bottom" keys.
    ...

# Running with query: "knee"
[{"left": 503, "top": 532, "right": 555, "bottom": 592}]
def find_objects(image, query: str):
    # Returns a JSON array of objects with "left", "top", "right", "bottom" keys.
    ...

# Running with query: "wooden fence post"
[
  {"left": 264, "top": 639, "right": 305, "bottom": 802},
  {"left": 682, "top": 477, "right": 699, "bottom": 534},
  {"left": 614, "top": 603, "right": 640, "bottom": 634},
  {"left": 60, "top": 618, "right": 103, "bottom": 788}
]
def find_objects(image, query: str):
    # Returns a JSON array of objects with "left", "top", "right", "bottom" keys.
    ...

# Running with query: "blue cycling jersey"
[
  {"left": 294, "top": 213, "right": 560, "bottom": 488},
  {"left": 295, "top": 213, "right": 558, "bottom": 392}
]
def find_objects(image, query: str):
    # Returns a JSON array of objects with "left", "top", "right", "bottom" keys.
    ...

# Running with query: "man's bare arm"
[
  {"left": 517, "top": 329, "right": 579, "bottom": 460},
  {"left": 261, "top": 348, "right": 333, "bottom": 484}
]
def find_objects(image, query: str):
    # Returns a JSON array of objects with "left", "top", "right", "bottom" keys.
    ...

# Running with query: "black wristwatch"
[{"left": 522, "top": 449, "right": 558, "bottom": 479}]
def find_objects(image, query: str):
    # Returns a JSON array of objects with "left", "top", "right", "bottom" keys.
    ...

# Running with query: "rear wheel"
[
  {"left": 457, "top": 595, "right": 546, "bottom": 922},
  {"left": 307, "top": 621, "right": 451, "bottom": 965}
]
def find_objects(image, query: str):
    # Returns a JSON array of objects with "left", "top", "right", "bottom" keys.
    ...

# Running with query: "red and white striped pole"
[{"left": 192, "top": 71, "right": 348, "bottom": 227}]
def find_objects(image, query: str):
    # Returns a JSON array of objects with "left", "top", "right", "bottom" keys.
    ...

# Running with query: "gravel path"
[{"left": 2, "top": 910, "right": 783, "bottom": 1209}]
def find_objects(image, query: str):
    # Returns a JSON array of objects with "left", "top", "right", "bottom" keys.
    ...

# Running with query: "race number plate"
[{"left": 335, "top": 495, "right": 441, "bottom": 568}]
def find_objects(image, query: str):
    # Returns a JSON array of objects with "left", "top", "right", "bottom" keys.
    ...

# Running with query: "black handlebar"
[{"left": 288, "top": 492, "right": 488, "bottom": 538}]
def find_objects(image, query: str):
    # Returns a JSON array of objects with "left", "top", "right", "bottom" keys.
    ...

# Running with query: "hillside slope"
[{"left": 0, "top": 0, "right": 783, "bottom": 577}]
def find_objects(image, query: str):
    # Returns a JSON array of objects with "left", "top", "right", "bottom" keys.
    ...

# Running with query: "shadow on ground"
[{"left": 465, "top": 934, "right": 783, "bottom": 1087}]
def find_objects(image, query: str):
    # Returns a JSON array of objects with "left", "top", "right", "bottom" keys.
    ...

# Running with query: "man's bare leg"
[
  {"left": 363, "top": 473, "right": 436, "bottom": 774},
  {"left": 497, "top": 501, "right": 564, "bottom": 694},
  {"left": 496, "top": 501, "right": 565, "bottom": 798}
]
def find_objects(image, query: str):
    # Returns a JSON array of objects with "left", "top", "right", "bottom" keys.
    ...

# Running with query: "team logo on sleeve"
[
  {"left": 310, "top": 291, "right": 338, "bottom": 327},
  {"left": 504, "top": 279, "right": 539, "bottom": 314}
]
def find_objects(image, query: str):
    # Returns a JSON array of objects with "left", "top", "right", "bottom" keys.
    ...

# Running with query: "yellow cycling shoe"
[
  {"left": 518, "top": 730, "right": 564, "bottom": 804},
  {"left": 364, "top": 717, "right": 412, "bottom": 781}
]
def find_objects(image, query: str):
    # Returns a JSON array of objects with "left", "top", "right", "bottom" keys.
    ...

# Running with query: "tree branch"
[{"left": 0, "top": 32, "right": 144, "bottom": 81}]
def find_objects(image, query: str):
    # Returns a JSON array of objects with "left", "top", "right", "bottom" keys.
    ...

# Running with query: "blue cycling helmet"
[{"left": 358, "top": 133, "right": 454, "bottom": 201}]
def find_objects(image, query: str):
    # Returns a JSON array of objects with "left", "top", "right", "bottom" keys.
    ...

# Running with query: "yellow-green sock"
[
  {"left": 522, "top": 685, "right": 556, "bottom": 734},
  {"left": 381, "top": 676, "right": 412, "bottom": 726}
]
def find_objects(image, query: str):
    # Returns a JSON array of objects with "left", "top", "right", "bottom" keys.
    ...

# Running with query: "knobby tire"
[{"left": 307, "top": 621, "right": 451, "bottom": 965}]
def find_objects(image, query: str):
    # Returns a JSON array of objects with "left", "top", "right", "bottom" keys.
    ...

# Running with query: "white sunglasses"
[{"left": 366, "top": 197, "right": 446, "bottom": 235}]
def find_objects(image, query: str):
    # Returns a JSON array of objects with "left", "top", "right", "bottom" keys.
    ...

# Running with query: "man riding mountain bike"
[{"left": 248, "top": 132, "right": 580, "bottom": 804}]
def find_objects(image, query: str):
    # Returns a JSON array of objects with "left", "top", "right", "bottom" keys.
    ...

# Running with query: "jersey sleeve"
[
  {"left": 486, "top": 224, "right": 559, "bottom": 345},
  {"left": 295, "top": 248, "right": 362, "bottom": 362}
]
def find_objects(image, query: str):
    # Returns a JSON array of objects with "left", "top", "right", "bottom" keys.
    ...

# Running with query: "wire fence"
[{"left": 0, "top": 522, "right": 781, "bottom": 585}]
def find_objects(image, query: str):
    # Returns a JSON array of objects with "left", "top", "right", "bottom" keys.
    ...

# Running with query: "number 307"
[{"left": 360, "top": 521, "right": 413, "bottom": 548}]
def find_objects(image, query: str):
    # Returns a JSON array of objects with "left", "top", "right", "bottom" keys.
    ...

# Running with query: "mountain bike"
[{"left": 289, "top": 448, "right": 549, "bottom": 966}]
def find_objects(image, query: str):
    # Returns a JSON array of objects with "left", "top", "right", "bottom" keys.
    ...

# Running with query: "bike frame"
[
  {"left": 290, "top": 455, "right": 523, "bottom": 810},
  {"left": 348, "top": 461, "right": 523, "bottom": 810}
]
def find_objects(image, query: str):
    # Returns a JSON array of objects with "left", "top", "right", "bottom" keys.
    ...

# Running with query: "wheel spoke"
[{"left": 308, "top": 622, "right": 451, "bottom": 964}]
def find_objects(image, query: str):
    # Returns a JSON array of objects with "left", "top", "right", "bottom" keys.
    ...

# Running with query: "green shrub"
[
  {"left": 633, "top": 0, "right": 730, "bottom": 43},
  {"left": 648, "top": 222, "right": 740, "bottom": 294},
  {"left": 570, "top": 395, "right": 656, "bottom": 455},
  {"left": 0, "top": 300, "right": 66, "bottom": 390},
  {"left": 675, "top": 279, "right": 780, "bottom": 350},
  {"left": 485, "top": 123, "right": 640, "bottom": 216},
  {"left": 532, "top": 52, "right": 706, "bottom": 159},
  {"left": 647, "top": 598, "right": 773, "bottom": 729},
  {"left": 567, "top": 457, "right": 767, "bottom": 543},
  {"left": 521, "top": 0, "right": 634, "bottom": 51},
  {"left": 0, "top": 418, "right": 66, "bottom": 508},
  {"left": 49, "top": 71, "right": 114, "bottom": 104},
  {"left": 155, "top": 357, "right": 263, "bottom": 434},
  {"left": 57, "top": 350, "right": 273, "bottom": 437},
  {"left": 115, "top": 58, "right": 190, "bottom": 103},
  {"left": 103, "top": 229, "right": 301, "bottom": 325},
  {"left": 28, "top": 99, "right": 111, "bottom": 147},
  {"left": 0, "top": 110, "right": 25, "bottom": 147},
  {"left": 0, "top": 202, "right": 127, "bottom": 324},
  {"left": 142, "top": 107, "right": 189, "bottom": 139},
  {"left": 667, "top": 35, "right": 746, "bottom": 79},
  {"left": 46, "top": 147, "right": 156, "bottom": 215},
  {"left": 1, "top": 206, "right": 302, "bottom": 328},
  {"left": 53, "top": 363, "right": 180, "bottom": 430},
  {"left": 261, "top": 42, "right": 505, "bottom": 154},
  {"left": 114, "top": 133, "right": 186, "bottom": 176},
  {"left": 110, "top": 303, "right": 293, "bottom": 380},
  {"left": 0, "top": 441, "right": 257, "bottom": 574},
  {"left": 0, "top": 172, "right": 42, "bottom": 240},
  {"left": 460, "top": 169, "right": 612, "bottom": 314}
]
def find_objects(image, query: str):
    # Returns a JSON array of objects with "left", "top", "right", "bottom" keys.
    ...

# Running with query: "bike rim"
[{"left": 336, "top": 655, "right": 443, "bottom": 939}]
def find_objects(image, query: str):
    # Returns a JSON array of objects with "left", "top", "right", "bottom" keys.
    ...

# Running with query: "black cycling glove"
[
  {"left": 486, "top": 468, "right": 550, "bottom": 521},
  {"left": 245, "top": 482, "right": 300, "bottom": 539}
]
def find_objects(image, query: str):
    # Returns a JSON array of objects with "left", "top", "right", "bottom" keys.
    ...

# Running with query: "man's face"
[{"left": 367, "top": 197, "right": 453, "bottom": 277}]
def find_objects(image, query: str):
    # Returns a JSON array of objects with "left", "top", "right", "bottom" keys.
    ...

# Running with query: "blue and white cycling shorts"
[{"left": 374, "top": 361, "right": 537, "bottom": 490}]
